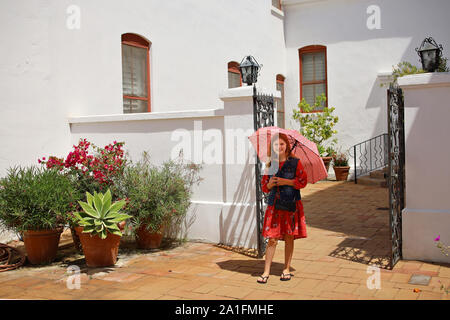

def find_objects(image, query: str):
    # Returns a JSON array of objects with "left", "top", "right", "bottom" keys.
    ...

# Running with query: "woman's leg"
[
  {"left": 258, "top": 238, "right": 278, "bottom": 280},
  {"left": 282, "top": 234, "right": 294, "bottom": 277}
]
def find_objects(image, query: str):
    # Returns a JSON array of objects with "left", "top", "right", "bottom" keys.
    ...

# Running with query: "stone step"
[
  {"left": 369, "top": 168, "right": 388, "bottom": 179},
  {"left": 357, "top": 175, "right": 388, "bottom": 188}
]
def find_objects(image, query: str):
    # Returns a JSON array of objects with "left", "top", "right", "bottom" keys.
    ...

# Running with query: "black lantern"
[
  {"left": 415, "top": 37, "right": 443, "bottom": 72},
  {"left": 239, "top": 55, "right": 261, "bottom": 86}
]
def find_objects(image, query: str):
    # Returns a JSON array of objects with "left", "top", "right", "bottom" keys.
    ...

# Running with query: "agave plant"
[{"left": 73, "top": 189, "right": 131, "bottom": 239}]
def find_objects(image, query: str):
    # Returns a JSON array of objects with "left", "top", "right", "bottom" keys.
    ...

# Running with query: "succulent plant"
[{"left": 73, "top": 189, "right": 131, "bottom": 239}]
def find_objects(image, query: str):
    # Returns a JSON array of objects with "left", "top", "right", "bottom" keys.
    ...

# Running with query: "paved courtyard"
[{"left": 0, "top": 180, "right": 448, "bottom": 300}]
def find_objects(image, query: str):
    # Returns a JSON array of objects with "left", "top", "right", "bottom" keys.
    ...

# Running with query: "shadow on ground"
[
  {"left": 216, "top": 259, "right": 296, "bottom": 277},
  {"left": 221, "top": 179, "right": 392, "bottom": 269}
]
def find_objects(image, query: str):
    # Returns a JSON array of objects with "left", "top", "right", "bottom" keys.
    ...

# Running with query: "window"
[
  {"left": 228, "top": 61, "right": 242, "bottom": 88},
  {"left": 276, "top": 74, "right": 285, "bottom": 128},
  {"left": 121, "top": 33, "right": 151, "bottom": 113},
  {"left": 272, "top": 0, "right": 282, "bottom": 10},
  {"left": 299, "top": 45, "right": 327, "bottom": 112}
]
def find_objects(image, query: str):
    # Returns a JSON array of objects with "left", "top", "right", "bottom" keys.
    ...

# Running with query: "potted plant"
[
  {"left": 321, "top": 146, "right": 336, "bottom": 174},
  {"left": 72, "top": 189, "right": 131, "bottom": 267},
  {"left": 381, "top": 59, "right": 449, "bottom": 88},
  {"left": 292, "top": 93, "right": 338, "bottom": 175},
  {"left": 0, "top": 166, "right": 78, "bottom": 265},
  {"left": 332, "top": 151, "right": 350, "bottom": 181},
  {"left": 113, "top": 152, "right": 202, "bottom": 249},
  {"left": 39, "top": 139, "right": 128, "bottom": 253}
]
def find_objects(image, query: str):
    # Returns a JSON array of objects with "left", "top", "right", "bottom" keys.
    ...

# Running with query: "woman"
[{"left": 257, "top": 133, "right": 308, "bottom": 283}]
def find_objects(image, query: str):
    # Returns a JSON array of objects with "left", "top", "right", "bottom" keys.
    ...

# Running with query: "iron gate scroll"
[
  {"left": 387, "top": 83, "right": 405, "bottom": 269},
  {"left": 253, "top": 86, "right": 275, "bottom": 258}
]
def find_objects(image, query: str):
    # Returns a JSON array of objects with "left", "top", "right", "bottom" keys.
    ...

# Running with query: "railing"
[{"left": 352, "top": 133, "right": 388, "bottom": 184}]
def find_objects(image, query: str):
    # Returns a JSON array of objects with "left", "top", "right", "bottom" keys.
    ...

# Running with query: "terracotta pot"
[
  {"left": 75, "top": 227, "right": 121, "bottom": 267},
  {"left": 70, "top": 226, "right": 83, "bottom": 253},
  {"left": 321, "top": 157, "right": 332, "bottom": 174},
  {"left": 333, "top": 166, "right": 350, "bottom": 181},
  {"left": 22, "top": 228, "right": 63, "bottom": 265},
  {"left": 136, "top": 224, "right": 164, "bottom": 249}
]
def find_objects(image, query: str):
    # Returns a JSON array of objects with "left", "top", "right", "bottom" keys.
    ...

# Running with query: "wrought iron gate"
[
  {"left": 387, "top": 83, "right": 405, "bottom": 269},
  {"left": 252, "top": 86, "right": 275, "bottom": 258}
]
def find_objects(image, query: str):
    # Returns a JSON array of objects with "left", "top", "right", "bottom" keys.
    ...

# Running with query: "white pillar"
[
  {"left": 217, "top": 85, "right": 280, "bottom": 249},
  {"left": 398, "top": 72, "right": 450, "bottom": 263}
]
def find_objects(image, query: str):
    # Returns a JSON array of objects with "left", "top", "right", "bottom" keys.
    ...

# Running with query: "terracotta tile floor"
[{"left": 1, "top": 180, "right": 449, "bottom": 300}]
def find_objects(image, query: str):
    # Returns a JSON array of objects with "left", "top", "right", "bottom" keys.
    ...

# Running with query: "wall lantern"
[
  {"left": 239, "top": 55, "right": 262, "bottom": 86},
  {"left": 415, "top": 37, "right": 443, "bottom": 72}
]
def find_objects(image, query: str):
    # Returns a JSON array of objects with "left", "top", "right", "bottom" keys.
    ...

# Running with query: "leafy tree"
[{"left": 292, "top": 93, "right": 338, "bottom": 157}]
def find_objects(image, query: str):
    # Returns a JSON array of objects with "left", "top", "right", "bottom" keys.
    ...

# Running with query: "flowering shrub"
[
  {"left": 332, "top": 151, "right": 349, "bottom": 167},
  {"left": 38, "top": 139, "right": 127, "bottom": 210}
]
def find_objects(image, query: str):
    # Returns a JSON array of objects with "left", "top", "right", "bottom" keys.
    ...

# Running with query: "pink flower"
[{"left": 434, "top": 235, "right": 441, "bottom": 242}]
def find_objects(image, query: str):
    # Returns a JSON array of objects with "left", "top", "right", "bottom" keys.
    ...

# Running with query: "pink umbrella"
[{"left": 248, "top": 126, "right": 328, "bottom": 184}]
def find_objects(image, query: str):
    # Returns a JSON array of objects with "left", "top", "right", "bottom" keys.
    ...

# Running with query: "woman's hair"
[{"left": 265, "top": 133, "right": 296, "bottom": 168}]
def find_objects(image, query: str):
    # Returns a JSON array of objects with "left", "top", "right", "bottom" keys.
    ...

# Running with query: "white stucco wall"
[
  {"left": 283, "top": 0, "right": 450, "bottom": 172},
  {"left": 1, "top": 0, "right": 449, "bottom": 248},
  {"left": 0, "top": 0, "right": 286, "bottom": 177},
  {"left": 68, "top": 86, "right": 277, "bottom": 247},
  {"left": 399, "top": 73, "right": 450, "bottom": 263}
]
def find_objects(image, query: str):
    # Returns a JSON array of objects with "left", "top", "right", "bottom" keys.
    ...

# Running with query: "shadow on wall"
[
  {"left": 165, "top": 205, "right": 198, "bottom": 242},
  {"left": 219, "top": 152, "right": 257, "bottom": 248}
]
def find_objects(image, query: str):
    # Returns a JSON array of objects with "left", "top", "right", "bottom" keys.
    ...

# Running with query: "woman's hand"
[
  {"left": 268, "top": 177, "right": 294, "bottom": 188},
  {"left": 267, "top": 177, "right": 277, "bottom": 189},
  {"left": 275, "top": 177, "right": 294, "bottom": 186}
]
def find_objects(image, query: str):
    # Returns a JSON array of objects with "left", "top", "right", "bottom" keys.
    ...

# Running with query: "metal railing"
[{"left": 352, "top": 133, "right": 388, "bottom": 184}]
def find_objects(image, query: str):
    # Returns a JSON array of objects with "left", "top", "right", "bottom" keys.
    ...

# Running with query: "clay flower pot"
[
  {"left": 136, "top": 224, "right": 164, "bottom": 249},
  {"left": 75, "top": 227, "right": 121, "bottom": 267},
  {"left": 70, "top": 226, "right": 83, "bottom": 254},
  {"left": 333, "top": 166, "right": 350, "bottom": 181},
  {"left": 22, "top": 228, "right": 63, "bottom": 265},
  {"left": 321, "top": 156, "right": 332, "bottom": 174}
]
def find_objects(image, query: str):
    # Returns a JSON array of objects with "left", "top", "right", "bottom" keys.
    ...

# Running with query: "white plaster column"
[
  {"left": 398, "top": 72, "right": 450, "bottom": 263},
  {"left": 217, "top": 85, "right": 280, "bottom": 248}
]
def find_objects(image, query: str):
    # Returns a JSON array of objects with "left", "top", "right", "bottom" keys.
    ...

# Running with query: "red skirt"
[{"left": 261, "top": 200, "right": 307, "bottom": 240}]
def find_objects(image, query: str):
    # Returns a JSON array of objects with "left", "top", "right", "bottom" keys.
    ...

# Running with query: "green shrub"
[
  {"left": 0, "top": 166, "right": 80, "bottom": 232},
  {"left": 112, "top": 152, "right": 202, "bottom": 234},
  {"left": 382, "top": 58, "right": 449, "bottom": 87},
  {"left": 391, "top": 61, "right": 426, "bottom": 84},
  {"left": 292, "top": 93, "right": 339, "bottom": 157}
]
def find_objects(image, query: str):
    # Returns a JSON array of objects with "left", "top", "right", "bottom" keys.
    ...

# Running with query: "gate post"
[
  {"left": 219, "top": 86, "right": 280, "bottom": 255},
  {"left": 219, "top": 86, "right": 261, "bottom": 250},
  {"left": 398, "top": 73, "right": 450, "bottom": 264}
]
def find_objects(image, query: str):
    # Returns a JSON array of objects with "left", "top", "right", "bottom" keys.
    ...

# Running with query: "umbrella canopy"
[{"left": 248, "top": 126, "right": 328, "bottom": 184}]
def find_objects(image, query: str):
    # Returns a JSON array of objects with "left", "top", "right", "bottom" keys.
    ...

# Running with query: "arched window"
[
  {"left": 228, "top": 61, "right": 242, "bottom": 88},
  {"left": 121, "top": 33, "right": 151, "bottom": 113},
  {"left": 276, "top": 74, "right": 285, "bottom": 128},
  {"left": 299, "top": 45, "right": 327, "bottom": 112}
]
